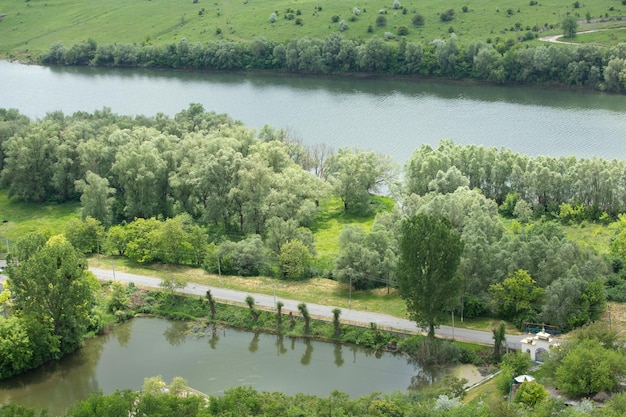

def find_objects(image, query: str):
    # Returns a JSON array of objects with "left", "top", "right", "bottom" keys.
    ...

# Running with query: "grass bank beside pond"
[{"left": 108, "top": 281, "right": 493, "bottom": 369}]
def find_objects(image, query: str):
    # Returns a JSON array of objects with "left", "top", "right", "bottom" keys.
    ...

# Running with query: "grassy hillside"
[{"left": 1, "top": 0, "right": 625, "bottom": 58}]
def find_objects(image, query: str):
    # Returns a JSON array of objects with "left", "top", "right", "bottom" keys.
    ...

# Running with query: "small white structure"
[{"left": 520, "top": 328, "right": 560, "bottom": 362}]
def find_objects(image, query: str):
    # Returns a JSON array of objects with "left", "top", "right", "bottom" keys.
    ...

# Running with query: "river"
[
  {"left": 1, "top": 61, "right": 626, "bottom": 163},
  {"left": 0, "top": 317, "right": 480, "bottom": 415}
]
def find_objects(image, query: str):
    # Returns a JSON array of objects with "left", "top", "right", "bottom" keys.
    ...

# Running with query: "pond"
[{"left": 0, "top": 317, "right": 481, "bottom": 415}]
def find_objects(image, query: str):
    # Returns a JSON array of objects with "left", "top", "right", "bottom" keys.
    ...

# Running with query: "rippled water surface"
[{"left": 2, "top": 61, "right": 625, "bottom": 163}]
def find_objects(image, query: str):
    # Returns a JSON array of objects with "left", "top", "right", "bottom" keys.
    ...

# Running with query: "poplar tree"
[{"left": 396, "top": 214, "right": 463, "bottom": 339}]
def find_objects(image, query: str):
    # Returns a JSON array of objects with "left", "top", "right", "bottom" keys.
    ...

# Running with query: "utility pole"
[
  {"left": 217, "top": 254, "right": 222, "bottom": 284},
  {"left": 451, "top": 309, "right": 455, "bottom": 340},
  {"left": 348, "top": 268, "right": 353, "bottom": 309}
]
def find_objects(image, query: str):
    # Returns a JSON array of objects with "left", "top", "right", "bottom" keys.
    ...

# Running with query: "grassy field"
[
  {"left": 0, "top": 0, "right": 624, "bottom": 59},
  {"left": 0, "top": 191, "right": 80, "bottom": 250},
  {"left": 311, "top": 195, "right": 393, "bottom": 269},
  {"left": 573, "top": 26, "right": 626, "bottom": 45}
]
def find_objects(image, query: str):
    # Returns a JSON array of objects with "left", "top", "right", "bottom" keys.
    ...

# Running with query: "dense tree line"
[
  {"left": 333, "top": 186, "right": 607, "bottom": 330},
  {"left": 39, "top": 35, "right": 626, "bottom": 92},
  {"left": 406, "top": 139, "right": 626, "bottom": 218},
  {"left": 0, "top": 108, "right": 620, "bottom": 332},
  {"left": 4, "top": 376, "right": 626, "bottom": 416}
]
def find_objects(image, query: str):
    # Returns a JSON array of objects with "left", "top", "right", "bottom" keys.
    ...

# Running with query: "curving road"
[{"left": 90, "top": 267, "right": 525, "bottom": 349}]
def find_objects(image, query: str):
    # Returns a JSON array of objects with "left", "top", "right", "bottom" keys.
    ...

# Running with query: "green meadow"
[{"left": 1, "top": 0, "right": 625, "bottom": 58}]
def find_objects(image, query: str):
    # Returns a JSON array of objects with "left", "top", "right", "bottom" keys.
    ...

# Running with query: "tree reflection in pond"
[
  {"left": 208, "top": 325, "right": 220, "bottom": 350},
  {"left": 249, "top": 332, "right": 260, "bottom": 353},
  {"left": 115, "top": 318, "right": 133, "bottom": 347},
  {"left": 300, "top": 339, "right": 313, "bottom": 366},
  {"left": 333, "top": 344, "right": 344, "bottom": 367},
  {"left": 163, "top": 320, "right": 187, "bottom": 346},
  {"left": 275, "top": 334, "right": 287, "bottom": 356}
]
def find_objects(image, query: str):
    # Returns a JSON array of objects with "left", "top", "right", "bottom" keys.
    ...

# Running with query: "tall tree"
[
  {"left": 0, "top": 123, "right": 58, "bottom": 202},
  {"left": 328, "top": 148, "right": 396, "bottom": 213},
  {"left": 8, "top": 235, "right": 98, "bottom": 354},
  {"left": 561, "top": 15, "right": 578, "bottom": 39},
  {"left": 75, "top": 171, "right": 116, "bottom": 226},
  {"left": 396, "top": 214, "right": 464, "bottom": 339}
]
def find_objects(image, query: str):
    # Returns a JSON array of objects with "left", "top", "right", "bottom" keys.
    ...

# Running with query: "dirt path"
[{"left": 539, "top": 29, "right": 607, "bottom": 45}]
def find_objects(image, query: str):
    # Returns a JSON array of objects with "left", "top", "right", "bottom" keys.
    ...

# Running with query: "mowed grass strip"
[{"left": 1, "top": 0, "right": 624, "bottom": 57}]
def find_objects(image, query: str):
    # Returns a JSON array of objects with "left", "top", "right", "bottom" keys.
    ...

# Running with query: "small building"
[{"left": 520, "top": 327, "right": 560, "bottom": 362}]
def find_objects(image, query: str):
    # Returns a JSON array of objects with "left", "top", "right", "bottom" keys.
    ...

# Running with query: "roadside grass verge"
[
  {"left": 439, "top": 315, "right": 523, "bottom": 335},
  {"left": 89, "top": 254, "right": 409, "bottom": 317}
]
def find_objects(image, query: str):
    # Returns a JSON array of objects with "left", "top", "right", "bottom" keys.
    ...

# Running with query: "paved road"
[{"left": 90, "top": 267, "right": 525, "bottom": 348}]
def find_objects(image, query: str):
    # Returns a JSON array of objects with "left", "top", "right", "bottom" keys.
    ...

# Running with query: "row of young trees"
[{"left": 39, "top": 35, "right": 626, "bottom": 92}]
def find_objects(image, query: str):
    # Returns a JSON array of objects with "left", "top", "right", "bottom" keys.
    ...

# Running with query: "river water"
[
  {"left": 0, "top": 317, "right": 479, "bottom": 415},
  {"left": 1, "top": 61, "right": 626, "bottom": 163}
]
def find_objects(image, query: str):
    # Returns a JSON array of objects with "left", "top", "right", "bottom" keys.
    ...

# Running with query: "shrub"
[
  {"left": 392, "top": 0, "right": 401, "bottom": 10},
  {"left": 496, "top": 366, "right": 514, "bottom": 395},
  {"left": 514, "top": 381, "right": 548, "bottom": 407},
  {"left": 295, "top": 18, "right": 303, "bottom": 25},
  {"left": 433, "top": 395, "right": 461, "bottom": 411},
  {"left": 268, "top": 12, "right": 277, "bottom": 23},
  {"left": 462, "top": 5, "right": 468, "bottom": 13},
  {"left": 440, "top": 9, "right": 455, "bottom": 22},
  {"left": 607, "top": 283, "right": 626, "bottom": 302},
  {"left": 331, "top": 15, "right": 340, "bottom": 23},
  {"left": 501, "top": 351, "right": 532, "bottom": 376},
  {"left": 412, "top": 13, "right": 425, "bottom": 27},
  {"left": 352, "top": 7, "right": 360, "bottom": 16},
  {"left": 339, "top": 20, "right": 348, "bottom": 31},
  {"left": 376, "top": 15, "right": 387, "bottom": 27},
  {"left": 397, "top": 26, "right": 409, "bottom": 36}
]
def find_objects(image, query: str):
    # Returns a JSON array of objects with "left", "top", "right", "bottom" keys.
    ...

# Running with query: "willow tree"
[{"left": 396, "top": 213, "right": 464, "bottom": 339}]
